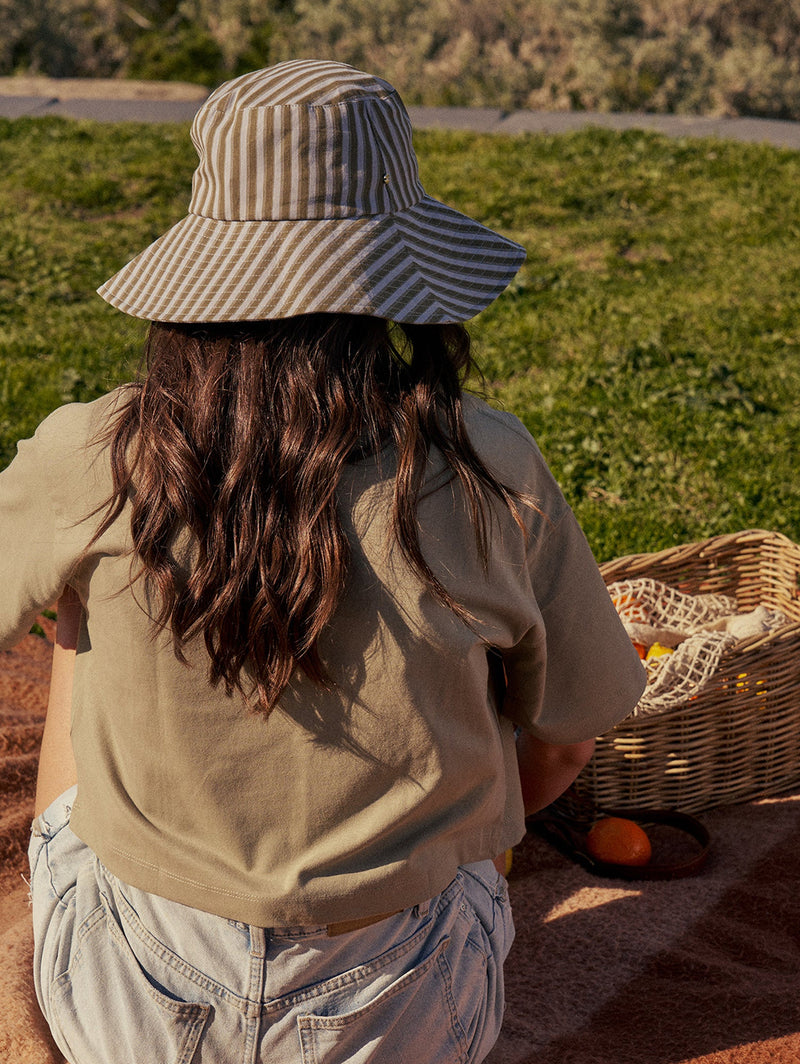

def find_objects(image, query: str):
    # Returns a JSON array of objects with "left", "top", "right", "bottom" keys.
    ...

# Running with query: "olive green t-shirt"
[{"left": 0, "top": 389, "right": 644, "bottom": 924}]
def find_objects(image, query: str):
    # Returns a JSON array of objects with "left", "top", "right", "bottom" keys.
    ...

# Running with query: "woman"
[{"left": 8, "top": 61, "right": 645, "bottom": 1063}]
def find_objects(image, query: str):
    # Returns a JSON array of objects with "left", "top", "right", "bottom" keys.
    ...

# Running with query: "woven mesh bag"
[{"left": 607, "top": 578, "right": 785, "bottom": 717}]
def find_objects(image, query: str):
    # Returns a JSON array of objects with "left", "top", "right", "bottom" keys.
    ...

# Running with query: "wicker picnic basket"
[{"left": 572, "top": 529, "right": 800, "bottom": 814}]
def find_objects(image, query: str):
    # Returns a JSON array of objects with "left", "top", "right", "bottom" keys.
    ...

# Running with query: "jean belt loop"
[{"left": 412, "top": 896, "right": 432, "bottom": 920}]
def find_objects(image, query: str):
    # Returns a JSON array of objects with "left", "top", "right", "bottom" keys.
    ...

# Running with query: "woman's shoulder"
[
  {"left": 13, "top": 387, "right": 134, "bottom": 509},
  {"left": 462, "top": 394, "right": 540, "bottom": 452},
  {"left": 462, "top": 396, "right": 551, "bottom": 479},
  {"left": 460, "top": 394, "right": 573, "bottom": 531},
  {"left": 27, "top": 386, "right": 132, "bottom": 455}
]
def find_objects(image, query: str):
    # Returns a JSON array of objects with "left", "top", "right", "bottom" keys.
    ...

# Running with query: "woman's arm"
[
  {"left": 34, "top": 588, "right": 81, "bottom": 817},
  {"left": 492, "top": 732, "right": 595, "bottom": 876},
  {"left": 516, "top": 731, "right": 596, "bottom": 816}
]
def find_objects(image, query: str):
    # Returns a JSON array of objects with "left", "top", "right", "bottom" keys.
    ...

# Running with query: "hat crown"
[
  {"left": 204, "top": 60, "right": 395, "bottom": 108},
  {"left": 189, "top": 60, "right": 424, "bottom": 223}
]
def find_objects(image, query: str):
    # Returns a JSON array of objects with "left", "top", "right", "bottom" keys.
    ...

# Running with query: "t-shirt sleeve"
[
  {"left": 0, "top": 413, "right": 85, "bottom": 648},
  {"left": 501, "top": 505, "right": 647, "bottom": 743}
]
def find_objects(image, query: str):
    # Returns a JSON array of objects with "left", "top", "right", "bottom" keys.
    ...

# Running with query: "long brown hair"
[{"left": 94, "top": 314, "right": 524, "bottom": 714}]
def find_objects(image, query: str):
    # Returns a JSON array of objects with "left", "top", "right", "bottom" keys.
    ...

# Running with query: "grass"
[{"left": 1, "top": 115, "right": 799, "bottom": 562}]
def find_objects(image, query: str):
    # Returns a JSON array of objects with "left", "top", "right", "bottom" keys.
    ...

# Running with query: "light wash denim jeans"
[{"left": 29, "top": 787, "right": 514, "bottom": 1064}]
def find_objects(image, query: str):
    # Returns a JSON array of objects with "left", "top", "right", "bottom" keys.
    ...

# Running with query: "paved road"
[{"left": 3, "top": 88, "right": 800, "bottom": 148}]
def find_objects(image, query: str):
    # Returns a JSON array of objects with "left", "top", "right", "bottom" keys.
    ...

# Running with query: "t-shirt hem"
[{"left": 74, "top": 818, "right": 523, "bottom": 927}]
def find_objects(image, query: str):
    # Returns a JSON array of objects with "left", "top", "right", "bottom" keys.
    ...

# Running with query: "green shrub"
[
  {"left": 127, "top": 25, "right": 225, "bottom": 85},
  {"left": 8, "top": 1, "right": 800, "bottom": 119}
]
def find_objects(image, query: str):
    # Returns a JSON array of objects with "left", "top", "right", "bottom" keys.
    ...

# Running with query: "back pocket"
[
  {"left": 297, "top": 936, "right": 466, "bottom": 1064},
  {"left": 49, "top": 905, "right": 210, "bottom": 1064}
]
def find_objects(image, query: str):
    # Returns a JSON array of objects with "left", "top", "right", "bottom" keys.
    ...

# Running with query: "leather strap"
[
  {"left": 527, "top": 802, "right": 711, "bottom": 881},
  {"left": 326, "top": 909, "right": 403, "bottom": 936}
]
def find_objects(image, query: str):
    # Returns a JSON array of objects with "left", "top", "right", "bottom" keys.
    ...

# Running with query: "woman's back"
[
  {"left": 12, "top": 58, "right": 646, "bottom": 1064},
  {"left": 8, "top": 374, "right": 640, "bottom": 926}
]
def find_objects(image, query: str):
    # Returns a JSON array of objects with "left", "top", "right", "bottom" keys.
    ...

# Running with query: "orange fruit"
[{"left": 586, "top": 817, "right": 652, "bottom": 866}]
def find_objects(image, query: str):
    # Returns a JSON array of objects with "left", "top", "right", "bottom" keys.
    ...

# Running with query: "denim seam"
[
  {"left": 49, "top": 913, "right": 211, "bottom": 1064},
  {"left": 102, "top": 909, "right": 213, "bottom": 1019},
  {"left": 109, "top": 887, "right": 250, "bottom": 1011},
  {"left": 296, "top": 935, "right": 452, "bottom": 1029},
  {"left": 174, "top": 1012, "right": 212, "bottom": 1064},
  {"left": 264, "top": 917, "right": 444, "bottom": 1014},
  {"left": 463, "top": 931, "right": 491, "bottom": 966},
  {"left": 435, "top": 938, "right": 469, "bottom": 1063},
  {"left": 242, "top": 925, "right": 267, "bottom": 1061},
  {"left": 47, "top": 904, "right": 105, "bottom": 987},
  {"left": 266, "top": 925, "right": 330, "bottom": 940},
  {"left": 38, "top": 818, "right": 75, "bottom": 911},
  {"left": 460, "top": 864, "right": 501, "bottom": 937},
  {"left": 50, "top": 904, "right": 207, "bottom": 1021}
]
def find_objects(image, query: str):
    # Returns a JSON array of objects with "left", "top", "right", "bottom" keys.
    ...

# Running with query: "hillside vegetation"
[
  {"left": 6, "top": 1, "right": 800, "bottom": 119},
  {"left": 1, "top": 116, "right": 798, "bottom": 560}
]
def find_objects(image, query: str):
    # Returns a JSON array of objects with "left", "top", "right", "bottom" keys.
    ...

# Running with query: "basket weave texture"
[{"left": 574, "top": 529, "right": 800, "bottom": 813}]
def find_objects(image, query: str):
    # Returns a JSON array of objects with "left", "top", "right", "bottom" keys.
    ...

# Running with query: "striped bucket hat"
[{"left": 97, "top": 60, "right": 525, "bottom": 324}]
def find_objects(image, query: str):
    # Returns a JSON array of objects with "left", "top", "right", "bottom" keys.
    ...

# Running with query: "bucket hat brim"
[
  {"left": 98, "top": 60, "right": 527, "bottom": 323},
  {"left": 98, "top": 194, "right": 524, "bottom": 324}
]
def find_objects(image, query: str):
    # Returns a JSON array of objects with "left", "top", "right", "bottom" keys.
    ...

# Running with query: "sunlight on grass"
[{"left": 1, "top": 116, "right": 798, "bottom": 560}]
